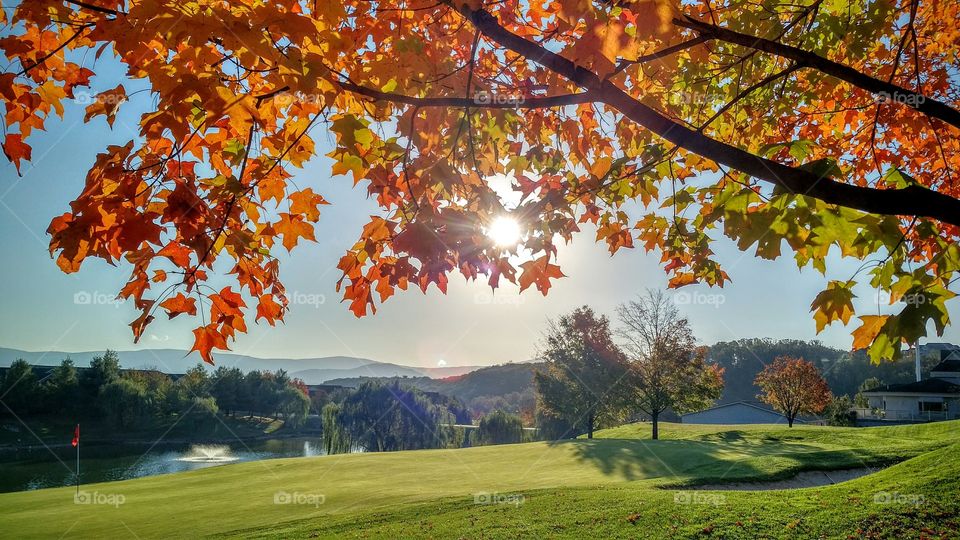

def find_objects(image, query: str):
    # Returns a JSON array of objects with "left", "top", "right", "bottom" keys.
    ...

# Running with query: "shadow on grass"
[{"left": 551, "top": 436, "right": 900, "bottom": 484}]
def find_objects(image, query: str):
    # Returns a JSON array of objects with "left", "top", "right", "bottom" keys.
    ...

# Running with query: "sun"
[{"left": 487, "top": 216, "right": 521, "bottom": 247}]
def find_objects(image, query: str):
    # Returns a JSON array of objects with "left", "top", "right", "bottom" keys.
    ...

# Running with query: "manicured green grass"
[
  {"left": 1, "top": 421, "right": 957, "bottom": 538},
  {"left": 259, "top": 442, "right": 960, "bottom": 539}
]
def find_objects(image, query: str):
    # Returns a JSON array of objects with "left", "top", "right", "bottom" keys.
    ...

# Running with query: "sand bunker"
[{"left": 688, "top": 467, "right": 877, "bottom": 491}]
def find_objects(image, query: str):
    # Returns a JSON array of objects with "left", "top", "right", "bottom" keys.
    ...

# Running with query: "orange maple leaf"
[
  {"left": 519, "top": 255, "right": 565, "bottom": 295},
  {"left": 190, "top": 324, "right": 229, "bottom": 365},
  {"left": 2, "top": 134, "right": 31, "bottom": 175},
  {"left": 159, "top": 292, "right": 198, "bottom": 319}
]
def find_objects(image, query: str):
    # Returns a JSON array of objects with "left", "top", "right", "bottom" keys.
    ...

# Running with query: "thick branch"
[
  {"left": 450, "top": 3, "right": 960, "bottom": 228},
  {"left": 675, "top": 17, "right": 960, "bottom": 130}
]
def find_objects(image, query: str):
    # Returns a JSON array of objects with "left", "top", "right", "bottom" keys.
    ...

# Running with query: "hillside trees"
[
  {"left": 4, "top": 1, "right": 960, "bottom": 364},
  {"left": 617, "top": 290, "right": 724, "bottom": 439},
  {"left": 534, "top": 306, "right": 630, "bottom": 439},
  {"left": 755, "top": 356, "right": 833, "bottom": 427}
]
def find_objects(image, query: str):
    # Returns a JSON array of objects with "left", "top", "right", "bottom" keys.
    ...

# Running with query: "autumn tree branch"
[
  {"left": 445, "top": 2, "right": 960, "bottom": 228},
  {"left": 674, "top": 16, "right": 960, "bottom": 130}
]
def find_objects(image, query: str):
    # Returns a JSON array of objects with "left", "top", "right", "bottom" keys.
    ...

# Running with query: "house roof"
[
  {"left": 864, "top": 378, "right": 960, "bottom": 395},
  {"left": 931, "top": 359, "right": 960, "bottom": 373},
  {"left": 681, "top": 400, "right": 784, "bottom": 417}
]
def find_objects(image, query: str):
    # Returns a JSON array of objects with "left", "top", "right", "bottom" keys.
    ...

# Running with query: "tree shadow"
[{"left": 551, "top": 436, "right": 895, "bottom": 484}]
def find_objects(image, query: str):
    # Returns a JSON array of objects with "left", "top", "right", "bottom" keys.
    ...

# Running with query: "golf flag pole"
[{"left": 72, "top": 424, "right": 80, "bottom": 496}]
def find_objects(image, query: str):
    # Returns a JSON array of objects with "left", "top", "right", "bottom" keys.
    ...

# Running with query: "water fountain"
[{"left": 176, "top": 445, "right": 240, "bottom": 463}]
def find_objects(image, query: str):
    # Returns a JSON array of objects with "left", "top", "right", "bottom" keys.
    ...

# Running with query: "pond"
[{"left": 0, "top": 438, "right": 331, "bottom": 493}]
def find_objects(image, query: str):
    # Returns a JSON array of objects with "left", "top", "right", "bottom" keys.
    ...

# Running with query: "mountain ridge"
[{"left": 0, "top": 347, "right": 485, "bottom": 382}]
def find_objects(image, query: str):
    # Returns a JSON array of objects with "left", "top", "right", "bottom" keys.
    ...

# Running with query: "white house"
[{"left": 860, "top": 349, "right": 960, "bottom": 422}]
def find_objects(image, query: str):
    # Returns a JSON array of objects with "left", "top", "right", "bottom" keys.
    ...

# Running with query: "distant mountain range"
[{"left": 0, "top": 347, "right": 485, "bottom": 383}]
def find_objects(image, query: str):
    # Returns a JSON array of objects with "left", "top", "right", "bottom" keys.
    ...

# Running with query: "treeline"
[
  {"left": 708, "top": 338, "right": 942, "bottom": 401},
  {"left": 0, "top": 352, "right": 310, "bottom": 429},
  {"left": 321, "top": 380, "right": 472, "bottom": 453}
]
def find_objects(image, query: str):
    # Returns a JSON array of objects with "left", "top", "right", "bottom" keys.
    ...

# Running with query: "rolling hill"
[{"left": 326, "top": 361, "right": 542, "bottom": 401}]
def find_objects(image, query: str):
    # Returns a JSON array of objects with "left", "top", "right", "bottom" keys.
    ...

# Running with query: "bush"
[{"left": 825, "top": 395, "right": 856, "bottom": 427}]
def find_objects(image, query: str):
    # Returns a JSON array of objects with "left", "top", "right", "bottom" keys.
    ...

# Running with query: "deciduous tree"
[
  {"left": 754, "top": 356, "right": 832, "bottom": 427},
  {"left": 617, "top": 289, "right": 723, "bottom": 439},
  {"left": 534, "top": 306, "right": 630, "bottom": 439},
  {"left": 3, "top": 0, "right": 960, "bottom": 362}
]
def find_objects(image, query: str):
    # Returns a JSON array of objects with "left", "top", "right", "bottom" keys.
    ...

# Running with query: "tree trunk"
[
  {"left": 652, "top": 411, "right": 659, "bottom": 440},
  {"left": 787, "top": 415, "right": 794, "bottom": 427},
  {"left": 587, "top": 413, "right": 594, "bottom": 439}
]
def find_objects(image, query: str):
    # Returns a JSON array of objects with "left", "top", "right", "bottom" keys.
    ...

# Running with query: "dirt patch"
[{"left": 689, "top": 467, "right": 878, "bottom": 491}]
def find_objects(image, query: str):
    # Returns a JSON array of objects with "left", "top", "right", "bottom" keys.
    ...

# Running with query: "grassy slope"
[{"left": 1, "top": 421, "right": 958, "bottom": 539}]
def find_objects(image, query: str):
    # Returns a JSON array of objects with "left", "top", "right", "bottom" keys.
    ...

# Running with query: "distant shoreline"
[{"left": 0, "top": 430, "right": 321, "bottom": 454}]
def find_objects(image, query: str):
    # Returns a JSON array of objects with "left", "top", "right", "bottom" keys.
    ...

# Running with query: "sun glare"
[{"left": 487, "top": 216, "right": 521, "bottom": 247}]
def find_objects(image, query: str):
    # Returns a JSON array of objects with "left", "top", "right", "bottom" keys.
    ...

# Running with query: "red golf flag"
[{"left": 71, "top": 424, "right": 79, "bottom": 447}]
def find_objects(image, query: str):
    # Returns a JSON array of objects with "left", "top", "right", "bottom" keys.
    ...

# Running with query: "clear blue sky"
[{"left": 2, "top": 65, "right": 958, "bottom": 368}]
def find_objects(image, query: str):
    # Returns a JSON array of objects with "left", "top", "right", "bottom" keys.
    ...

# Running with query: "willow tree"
[{"left": 2, "top": 0, "right": 959, "bottom": 362}]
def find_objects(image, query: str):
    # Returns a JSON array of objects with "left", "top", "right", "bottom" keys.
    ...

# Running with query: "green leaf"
[{"left": 381, "top": 79, "right": 398, "bottom": 93}]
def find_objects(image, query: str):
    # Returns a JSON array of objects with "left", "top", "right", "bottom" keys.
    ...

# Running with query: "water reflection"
[{"left": 0, "top": 438, "right": 328, "bottom": 493}]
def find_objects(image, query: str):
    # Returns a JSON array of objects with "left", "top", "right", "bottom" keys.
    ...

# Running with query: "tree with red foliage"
[{"left": 754, "top": 356, "right": 832, "bottom": 427}]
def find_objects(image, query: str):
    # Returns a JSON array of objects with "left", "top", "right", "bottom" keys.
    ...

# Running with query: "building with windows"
[{"left": 859, "top": 348, "right": 960, "bottom": 423}]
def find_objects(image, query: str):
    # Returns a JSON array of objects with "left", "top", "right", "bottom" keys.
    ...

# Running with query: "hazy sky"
[{"left": 2, "top": 68, "right": 959, "bottom": 368}]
